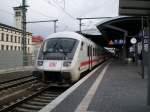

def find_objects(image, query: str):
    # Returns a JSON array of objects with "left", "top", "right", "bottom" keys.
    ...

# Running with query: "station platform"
[{"left": 39, "top": 59, "right": 150, "bottom": 112}]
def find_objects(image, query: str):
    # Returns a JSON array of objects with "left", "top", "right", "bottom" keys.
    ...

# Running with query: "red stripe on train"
[{"left": 80, "top": 59, "right": 98, "bottom": 67}]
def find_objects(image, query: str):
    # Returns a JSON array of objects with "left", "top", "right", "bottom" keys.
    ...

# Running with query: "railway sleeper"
[
  {"left": 15, "top": 107, "right": 37, "bottom": 112},
  {"left": 36, "top": 96, "right": 54, "bottom": 102},
  {"left": 27, "top": 101, "right": 47, "bottom": 106},
  {"left": 37, "top": 95, "right": 55, "bottom": 100},
  {"left": 32, "top": 98, "right": 51, "bottom": 103},
  {"left": 43, "top": 91, "right": 61, "bottom": 95},
  {"left": 42, "top": 92, "right": 60, "bottom": 97},
  {"left": 19, "top": 103, "right": 43, "bottom": 110}
]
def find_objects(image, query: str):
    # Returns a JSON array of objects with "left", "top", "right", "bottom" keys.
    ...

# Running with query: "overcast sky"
[{"left": 0, "top": 0, "right": 119, "bottom": 37}]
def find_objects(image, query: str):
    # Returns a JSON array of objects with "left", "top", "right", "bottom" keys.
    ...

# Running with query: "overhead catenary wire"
[
  {"left": 80, "top": 0, "right": 110, "bottom": 17},
  {"left": 51, "top": 0, "right": 77, "bottom": 20},
  {"left": 43, "top": 0, "right": 78, "bottom": 24},
  {"left": 52, "top": 0, "right": 66, "bottom": 9},
  {"left": 13, "top": 0, "right": 57, "bottom": 21},
  {"left": 42, "top": 0, "right": 79, "bottom": 31},
  {"left": 75, "top": 0, "right": 117, "bottom": 30},
  {"left": 9, "top": 0, "right": 118, "bottom": 33},
  {"left": 29, "top": 7, "right": 57, "bottom": 19}
]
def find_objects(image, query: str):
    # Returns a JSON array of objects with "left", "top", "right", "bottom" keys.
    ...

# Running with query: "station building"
[
  {"left": 0, "top": 23, "right": 32, "bottom": 54},
  {"left": 0, "top": 6, "right": 33, "bottom": 69},
  {"left": 0, "top": 6, "right": 33, "bottom": 54},
  {"left": 32, "top": 35, "right": 43, "bottom": 56}
]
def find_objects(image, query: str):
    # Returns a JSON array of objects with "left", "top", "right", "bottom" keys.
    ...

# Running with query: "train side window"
[
  {"left": 81, "top": 42, "right": 84, "bottom": 51},
  {"left": 90, "top": 46, "right": 92, "bottom": 56},
  {"left": 87, "top": 46, "right": 89, "bottom": 56},
  {"left": 93, "top": 48, "right": 95, "bottom": 56},
  {"left": 96, "top": 49, "right": 98, "bottom": 56}
]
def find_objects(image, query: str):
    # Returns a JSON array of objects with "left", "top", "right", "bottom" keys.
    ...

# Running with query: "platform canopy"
[
  {"left": 119, "top": 0, "right": 150, "bottom": 16},
  {"left": 96, "top": 16, "right": 147, "bottom": 48},
  {"left": 79, "top": 27, "right": 108, "bottom": 47}
]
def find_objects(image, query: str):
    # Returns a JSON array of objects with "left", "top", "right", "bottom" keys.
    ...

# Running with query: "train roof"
[{"left": 45, "top": 31, "right": 89, "bottom": 41}]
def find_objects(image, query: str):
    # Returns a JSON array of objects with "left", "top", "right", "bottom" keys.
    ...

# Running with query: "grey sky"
[{"left": 0, "top": 0, "right": 119, "bottom": 37}]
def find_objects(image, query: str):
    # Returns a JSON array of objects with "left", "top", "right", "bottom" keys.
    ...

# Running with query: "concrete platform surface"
[{"left": 40, "top": 59, "right": 150, "bottom": 112}]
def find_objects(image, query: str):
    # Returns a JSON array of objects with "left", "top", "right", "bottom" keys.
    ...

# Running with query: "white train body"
[{"left": 35, "top": 31, "right": 106, "bottom": 83}]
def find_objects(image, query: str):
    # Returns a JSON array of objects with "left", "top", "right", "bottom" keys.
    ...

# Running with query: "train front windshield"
[
  {"left": 45, "top": 38, "right": 76, "bottom": 53},
  {"left": 38, "top": 38, "right": 78, "bottom": 60}
]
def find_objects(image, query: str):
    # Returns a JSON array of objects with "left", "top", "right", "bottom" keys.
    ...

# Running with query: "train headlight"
[
  {"left": 63, "top": 61, "right": 72, "bottom": 67},
  {"left": 37, "top": 60, "right": 43, "bottom": 66}
]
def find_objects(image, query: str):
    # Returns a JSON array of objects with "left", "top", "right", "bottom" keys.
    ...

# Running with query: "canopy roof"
[{"left": 96, "top": 16, "right": 147, "bottom": 47}]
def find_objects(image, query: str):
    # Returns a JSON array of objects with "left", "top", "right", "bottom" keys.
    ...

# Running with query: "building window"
[
  {"left": 15, "top": 11, "right": 21, "bottom": 17},
  {"left": 1, "top": 33, "right": 4, "bottom": 41},
  {"left": 25, "top": 47, "right": 26, "bottom": 52},
  {"left": 6, "top": 45, "right": 9, "bottom": 50},
  {"left": 25, "top": 38, "right": 27, "bottom": 44},
  {"left": 18, "top": 37, "right": 20, "bottom": 43},
  {"left": 10, "top": 46, "right": 13, "bottom": 50},
  {"left": 18, "top": 46, "right": 20, "bottom": 51},
  {"left": 28, "top": 38, "right": 30, "bottom": 44},
  {"left": 11, "top": 35, "right": 13, "bottom": 42},
  {"left": 14, "top": 46, "right": 17, "bottom": 50},
  {"left": 6, "top": 34, "right": 9, "bottom": 42},
  {"left": 15, "top": 36, "right": 17, "bottom": 43},
  {"left": 17, "top": 36, "right": 18, "bottom": 43},
  {"left": 28, "top": 47, "right": 30, "bottom": 52},
  {"left": 1, "top": 45, "right": 4, "bottom": 50}
]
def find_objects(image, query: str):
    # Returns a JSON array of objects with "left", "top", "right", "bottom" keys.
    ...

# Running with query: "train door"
[
  {"left": 79, "top": 41, "right": 84, "bottom": 71},
  {"left": 87, "top": 46, "right": 90, "bottom": 70},
  {"left": 90, "top": 46, "right": 92, "bottom": 69},
  {"left": 88, "top": 45, "right": 92, "bottom": 70}
]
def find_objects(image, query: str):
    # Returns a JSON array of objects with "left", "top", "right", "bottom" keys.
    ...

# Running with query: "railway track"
[
  {"left": 0, "top": 84, "right": 69, "bottom": 112},
  {"left": 0, "top": 75, "right": 37, "bottom": 91}
]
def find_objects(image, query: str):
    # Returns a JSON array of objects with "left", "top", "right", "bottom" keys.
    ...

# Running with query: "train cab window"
[
  {"left": 81, "top": 42, "right": 84, "bottom": 51},
  {"left": 44, "top": 38, "right": 77, "bottom": 53},
  {"left": 41, "top": 38, "right": 79, "bottom": 60}
]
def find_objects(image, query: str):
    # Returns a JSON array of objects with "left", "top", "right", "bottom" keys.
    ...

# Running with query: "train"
[{"left": 34, "top": 31, "right": 110, "bottom": 84}]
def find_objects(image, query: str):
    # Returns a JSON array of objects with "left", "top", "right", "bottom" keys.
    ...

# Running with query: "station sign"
[
  {"left": 119, "top": 0, "right": 150, "bottom": 16},
  {"left": 108, "top": 39, "right": 125, "bottom": 45},
  {"left": 108, "top": 40, "right": 113, "bottom": 45},
  {"left": 114, "top": 39, "right": 125, "bottom": 45}
]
